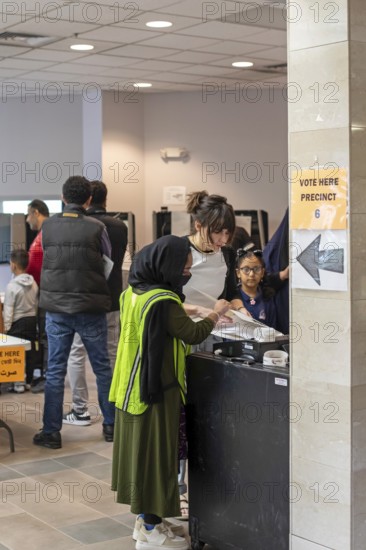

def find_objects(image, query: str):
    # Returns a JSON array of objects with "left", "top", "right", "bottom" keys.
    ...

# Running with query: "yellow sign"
[
  {"left": 291, "top": 167, "right": 347, "bottom": 229},
  {"left": 0, "top": 346, "right": 25, "bottom": 383}
]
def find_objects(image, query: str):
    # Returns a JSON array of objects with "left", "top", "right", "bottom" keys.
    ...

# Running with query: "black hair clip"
[{"left": 236, "top": 246, "right": 263, "bottom": 258}]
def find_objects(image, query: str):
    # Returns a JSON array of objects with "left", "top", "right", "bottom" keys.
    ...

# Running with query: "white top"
[{"left": 184, "top": 246, "right": 227, "bottom": 307}]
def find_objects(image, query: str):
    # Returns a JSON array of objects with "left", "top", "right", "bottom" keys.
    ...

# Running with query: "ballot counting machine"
[{"left": 212, "top": 335, "right": 289, "bottom": 363}]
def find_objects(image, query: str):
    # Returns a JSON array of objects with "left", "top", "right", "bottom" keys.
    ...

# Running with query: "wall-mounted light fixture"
[{"left": 160, "top": 147, "right": 189, "bottom": 162}]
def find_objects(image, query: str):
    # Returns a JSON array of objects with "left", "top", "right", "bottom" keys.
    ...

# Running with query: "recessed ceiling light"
[
  {"left": 146, "top": 20, "right": 172, "bottom": 28},
  {"left": 133, "top": 82, "right": 152, "bottom": 88},
  {"left": 232, "top": 61, "right": 254, "bottom": 68},
  {"left": 70, "top": 44, "right": 94, "bottom": 51}
]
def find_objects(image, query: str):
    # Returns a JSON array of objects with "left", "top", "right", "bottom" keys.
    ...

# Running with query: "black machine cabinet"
[
  {"left": 234, "top": 209, "right": 268, "bottom": 249},
  {"left": 186, "top": 353, "right": 289, "bottom": 550}
]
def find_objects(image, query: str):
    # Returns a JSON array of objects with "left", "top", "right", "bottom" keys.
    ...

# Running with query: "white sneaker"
[
  {"left": 13, "top": 384, "right": 25, "bottom": 393},
  {"left": 135, "top": 523, "right": 189, "bottom": 550},
  {"left": 62, "top": 409, "right": 91, "bottom": 426},
  {"left": 133, "top": 516, "right": 185, "bottom": 541}
]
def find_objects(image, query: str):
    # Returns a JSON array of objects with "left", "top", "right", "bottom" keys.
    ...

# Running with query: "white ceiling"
[{"left": 0, "top": 0, "right": 287, "bottom": 93}]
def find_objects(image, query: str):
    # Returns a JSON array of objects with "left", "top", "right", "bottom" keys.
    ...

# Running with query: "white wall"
[
  {"left": 82, "top": 97, "right": 102, "bottom": 179},
  {"left": 143, "top": 89, "right": 289, "bottom": 243},
  {"left": 0, "top": 95, "right": 84, "bottom": 200},
  {"left": 1, "top": 88, "right": 288, "bottom": 248},
  {"left": 101, "top": 91, "right": 145, "bottom": 250}
]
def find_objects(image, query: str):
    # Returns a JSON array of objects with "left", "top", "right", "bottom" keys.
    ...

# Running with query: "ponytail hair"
[{"left": 187, "top": 190, "right": 236, "bottom": 245}]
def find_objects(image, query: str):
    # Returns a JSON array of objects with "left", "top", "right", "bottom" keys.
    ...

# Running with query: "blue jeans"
[{"left": 43, "top": 312, "right": 115, "bottom": 433}]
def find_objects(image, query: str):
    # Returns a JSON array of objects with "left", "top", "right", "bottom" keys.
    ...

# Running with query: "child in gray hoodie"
[{"left": 3, "top": 249, "right": 39, "bottom": 392}]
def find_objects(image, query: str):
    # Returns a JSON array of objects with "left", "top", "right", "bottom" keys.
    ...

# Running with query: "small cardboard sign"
[{"left": 0, "top": 346, "right": 25, "bottom": 383}]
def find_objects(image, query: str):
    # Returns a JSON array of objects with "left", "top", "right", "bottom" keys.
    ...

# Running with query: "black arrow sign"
[{"left": 296, "top": 234, "right": 344, "bottom": 285}]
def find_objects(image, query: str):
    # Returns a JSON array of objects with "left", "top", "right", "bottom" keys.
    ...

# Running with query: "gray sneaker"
[
  {"left": 133, "top": 516, "right": 185, "bottom": 541},
  {"left": 31, "top": 377, "right": 46, "bottom": 393}
]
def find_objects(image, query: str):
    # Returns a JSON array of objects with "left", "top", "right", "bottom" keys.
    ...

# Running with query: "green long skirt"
[{"left": 111, "top": 386, "right": 181, "bottom": 518}]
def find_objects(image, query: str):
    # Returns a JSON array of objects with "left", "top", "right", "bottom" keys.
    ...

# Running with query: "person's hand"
[
  {"left": 196, "top": 305, "right": 214, "bottom": 319},
  {"left": 280, "top": 266, "right": 289, "bottom": 280},
  {"left": 230, "top": 299, "right": 252, "bottom": 318},
  {"left": 213, "top": 299, "right": 231, "bottom": 317},
  {"left": 235, "top": 306, "right": 251, "bottom": 317},
  {"left": 207, "top": 299, "right": 232, "bottom": 326}
]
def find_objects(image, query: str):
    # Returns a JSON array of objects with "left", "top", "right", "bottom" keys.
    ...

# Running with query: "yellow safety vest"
[{"left": 109, "top": 286, "right": 189, "bottom": 414}]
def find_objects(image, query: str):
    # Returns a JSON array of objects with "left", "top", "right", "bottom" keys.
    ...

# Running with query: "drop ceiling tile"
[
  {"left": 196, "top": 40, "right": 272, "bottom": 56},
  {"left": 39, "top": 3, "right": 125, "bottom": 26},
  {"left": 5, "top": 18, "right": 100, "bottom": 38},
  {"left": 0, "top": 58, "right": 54, "bottom": 70},
  {"left": 148, "top": 82, "right": 201, "bottom": 92},
  {"left": 0, "top": 68, "right": 27, "bottom": 77},
  {"left": 175, "top": 64, "right": 238, "bottom": 77},
  {"left": 249, "top": 46, "right": 287, "bottom": 62},
  {"left": 17, "top": 49, "right": 83, "bottom": 62},
  {"left": 99, "top": 67, "right": 156, "bottom": 78},
  {"left": 162, "top": 50, "right": 228, "bottom": 63},
  {"left": 73, "top": 53, "right": 139, "bottom": 68},
  {"left": 249, "top": 29, "right": 287, "bottom": 47},
  {"left": 0, "top": 14, "right": 24, "bottom": 27},
  {"left": 2, "top": 0, "right": 55, "bottom": 10},
  {"left": 143, "top": 71, "right": 203, "bottom": 83},
  {"left": 102, "top": 44, "right": 180, "bottom": 59},
  {"left": 0, "top": 45, "right": 31, "bottom": 57},
  {"left": 93, "top": 0, "right": 181, "bottom": 8},
  {"left": 155, "top": 0, "right": 235, "bottom": 18},
  {"left": 176, "top": 21, "right": 269, "bottom": 41},
  {"left": 131, "top": 0, "right": 182, "bottom": 9},
  {"left": 19, "top": 70, "right": 107, "bottom": 85},
  {"left": 80, "top": 26, "right": 159, "bottom": 44},
  {"left": 131, "top": 59, "right": 190, "bottom": 72},
  {"left": 43, "top": 62, "right": 111, "bottom": 75},
  {"left": 137, "top": 33, "right": 220, "bottom": 50},
  {"left": 225, "top": 69, "right": 281, "bottom": 81}
]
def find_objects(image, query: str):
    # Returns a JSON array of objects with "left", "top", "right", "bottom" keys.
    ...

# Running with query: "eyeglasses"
[
  {"left": 238, "top": 266, "right": 263, "bottom": 275},
  {"left": 236, "top": 248, "right": 263, "bottom": 258}
]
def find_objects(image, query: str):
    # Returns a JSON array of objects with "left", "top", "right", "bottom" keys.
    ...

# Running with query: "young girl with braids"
[{"left": 231, "top": 248, "right": 289, "bottom": 331}]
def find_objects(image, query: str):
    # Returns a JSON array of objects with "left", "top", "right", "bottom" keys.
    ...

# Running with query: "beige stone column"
[{"left": 288, "top": 1, "right": 366, "bottom": 548}]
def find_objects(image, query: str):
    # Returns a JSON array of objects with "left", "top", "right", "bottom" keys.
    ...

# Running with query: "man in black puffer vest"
[
  {"left": 63, "top": 180, "right": 128, "bottom": 428},
  {"left": 33, "top": 176, "right": 115, "bottom": 449}
]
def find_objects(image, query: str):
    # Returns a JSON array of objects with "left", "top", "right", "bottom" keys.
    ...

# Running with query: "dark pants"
[{"left": 8, "top": 316, "right": 41, "bottom": 384}]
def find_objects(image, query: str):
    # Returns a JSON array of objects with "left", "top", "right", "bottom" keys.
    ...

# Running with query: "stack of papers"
[
  {"left": 211, "top": 309, "right": 283, "bottom": 341},
  {"left": 186, "top": 288, "right": 283, "bottom": 341}
]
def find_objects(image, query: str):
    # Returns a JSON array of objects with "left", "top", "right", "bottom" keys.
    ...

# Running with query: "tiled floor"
[{"left": 0, "top": 370, "right": 189, "bottom": 550}]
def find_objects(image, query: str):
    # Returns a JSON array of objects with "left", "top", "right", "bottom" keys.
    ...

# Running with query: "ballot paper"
[
  {"left": 103, "top": 254, "right": 114, "bottom": 279},
  {"left": 187, "top": 287, "right": 283, "bottom": 341},
  {"left": 212, "top": 309, "right": 283, "bottom": 341}
]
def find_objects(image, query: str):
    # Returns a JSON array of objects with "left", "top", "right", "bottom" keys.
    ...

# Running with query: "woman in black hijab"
[{"left": 110, "top": 235, "right": 229, "bottom": 550}]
